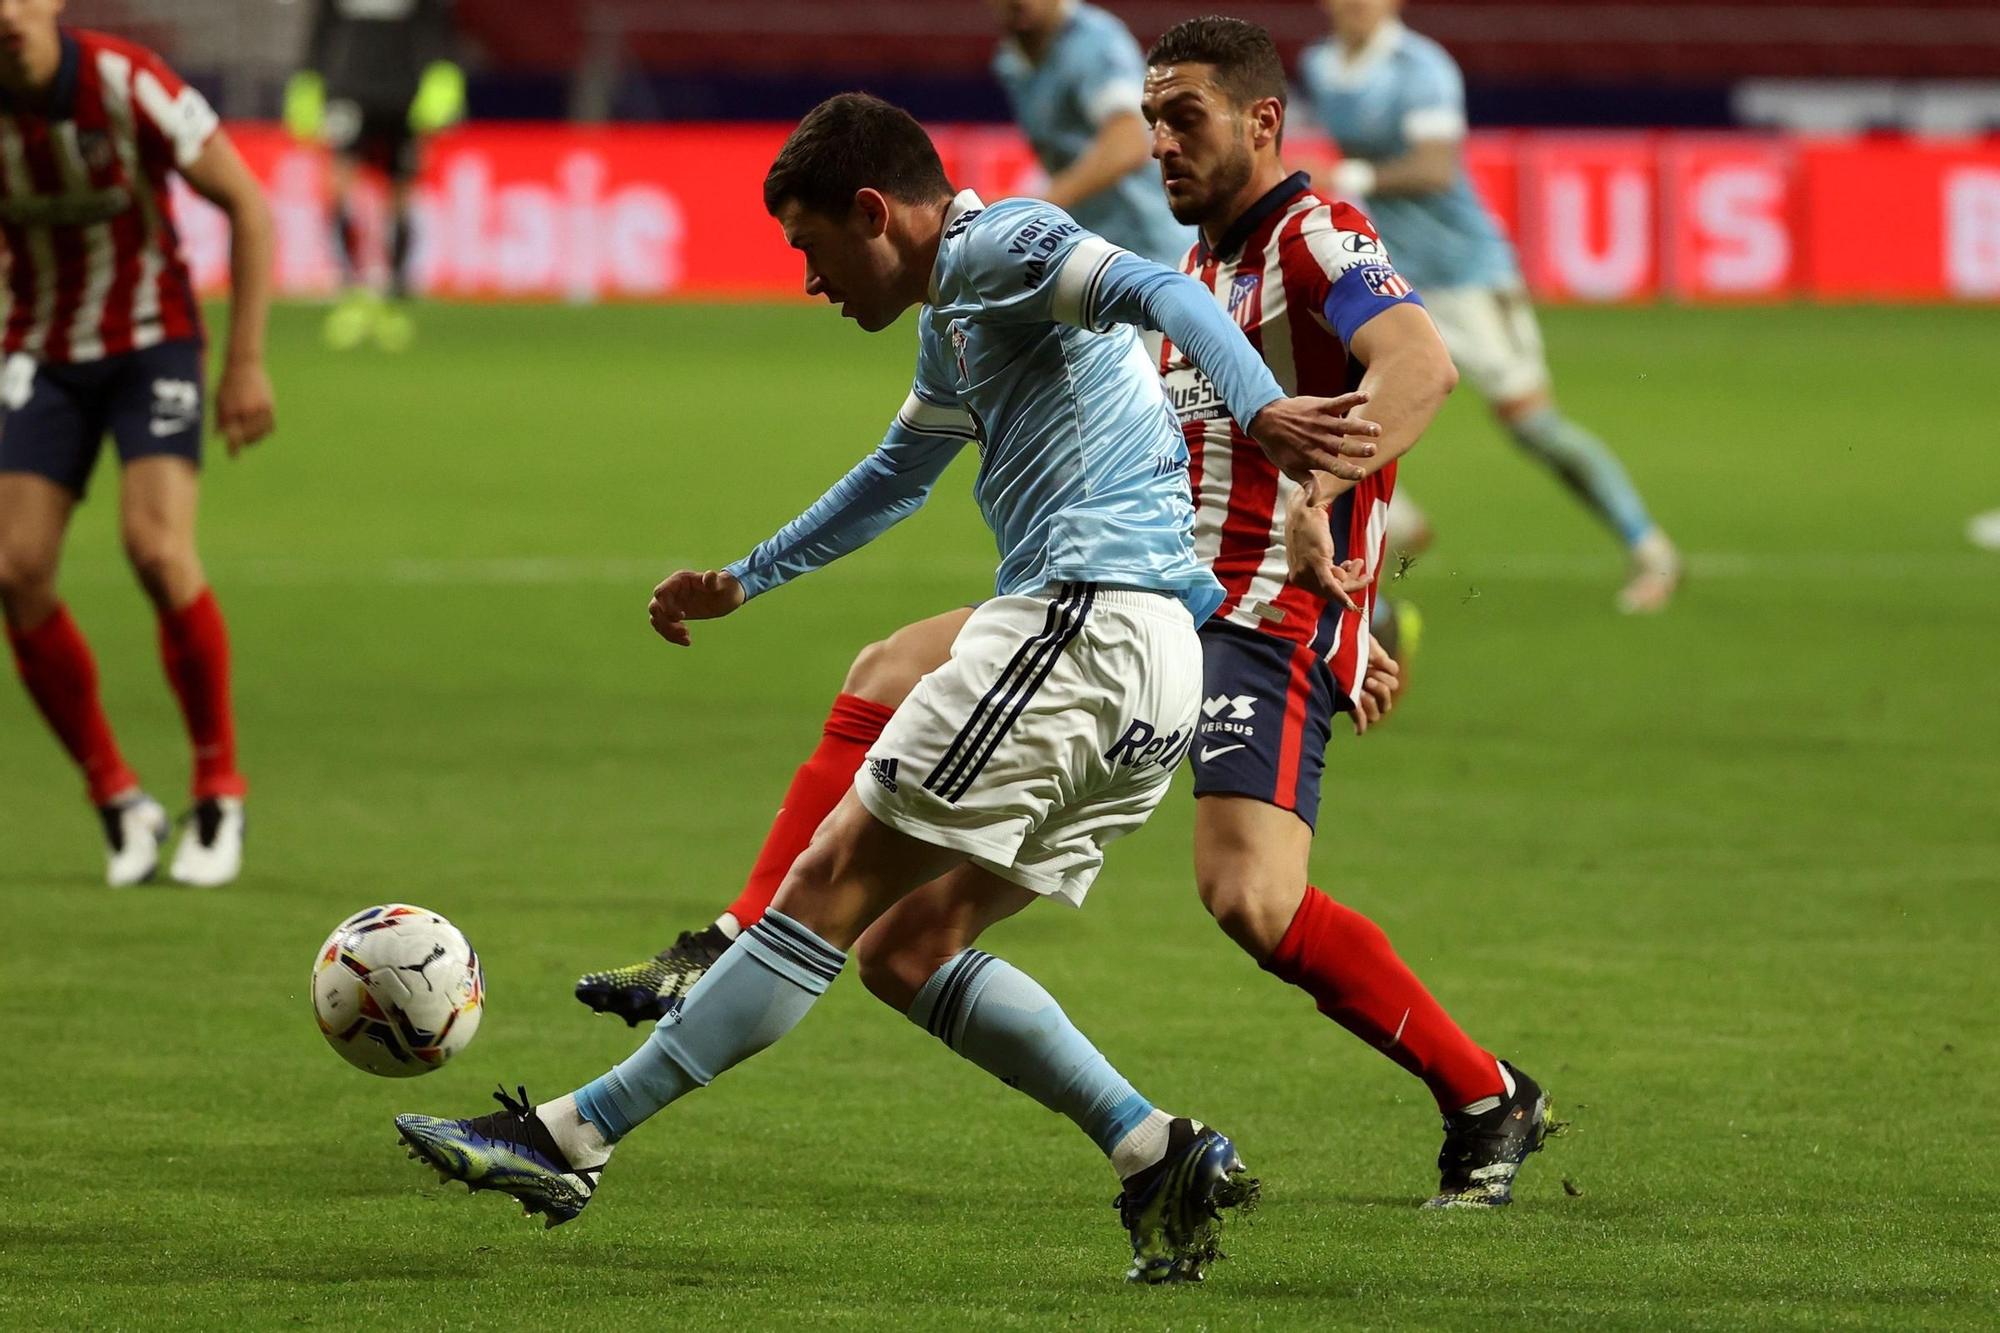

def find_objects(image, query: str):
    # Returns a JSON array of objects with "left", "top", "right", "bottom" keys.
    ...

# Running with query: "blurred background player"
[
  {"left": 1300, "top": 0, "right": 1682, "bottom": 614},
  {"left": 0, "top": 0, "right": 276, "bottom": 886},
  {"left": 284, "top": 0, "right": 463, "bottom": 352},
  {"left": 991, "top": 0, "right": 1191, "bottom": 264}
]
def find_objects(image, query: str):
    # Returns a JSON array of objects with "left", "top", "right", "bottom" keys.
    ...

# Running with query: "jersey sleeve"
[
  {"left": 1070, "top": 17, "right": 1146, "bottom": 128},
  {"left": 953, "top": 200, "right": 1117, "bottom": 327},
  {"left": 129, "top": 49, "right": 221, "bottom": 170},
  {"left": 725, "top": 343, "right": 972, "bottom": 601},
  {"left": 1400, "top": 43, "right": 1468, "bottom": 143},
  {"left": 1292, "top": 202, "right": 1426, "bottom": 345}
]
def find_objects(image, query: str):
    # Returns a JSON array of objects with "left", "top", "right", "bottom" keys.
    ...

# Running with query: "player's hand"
[
  {"left": 215, "top": 361, "right": 276, "bottom": 456},
  {"left": 1351, "top": 635, "right": 1403, "bottom": 736},
  {"left": 1283, "top": 480, "right": 1367, "bottom": 612},
  {"left": 1248, "top": 391, "right": 1380, "bottom": 484},
  {"left": 648, "top": 568, "right": 745, "bottom": 646}
]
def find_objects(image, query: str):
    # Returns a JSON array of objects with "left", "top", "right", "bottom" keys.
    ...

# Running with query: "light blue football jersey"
[
  {"left": 993, "top": 1, "right": 1194, "bottom": 265},
  {"left": 1297, "top": 21, "right": 1518, "bottom": 291},
  {"left": 729, "top": 194, "right": 1303, "bottom": 625}
]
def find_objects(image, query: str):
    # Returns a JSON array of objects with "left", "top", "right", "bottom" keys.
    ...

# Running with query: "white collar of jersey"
[
  {"left": 1328, "top": 18, "right": 1407, "bottom": 88},
  {"left": 931, "top": 190, "right": 987, "bottom": 304}
]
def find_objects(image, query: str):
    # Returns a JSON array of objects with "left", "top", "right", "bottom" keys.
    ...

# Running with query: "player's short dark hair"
[
  {"left": 1147, "top": 16, "right": 1290, "bottom": 116},
  {"left": 763, "top": 93, "right": 954, "bottom": 219}
]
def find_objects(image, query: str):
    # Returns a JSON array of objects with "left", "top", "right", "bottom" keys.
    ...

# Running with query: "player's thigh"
[
  {"left": 842, "top": 605, "right": 975, "bottom": 706},
  {"left": 769, "top": 788, "right": 971, "bottom": 951},
  {"left": 1192, "top": 794, "right": 1313, "bottom": 956},
  {"left": 853, "top": 864, "right": 1040, "bottom": 1010},
  {"left": 1424, "top": 284, "right": 1550, "bottom": 405},
  {"left": 117, "top": 454, "right": 202, "bottom": 574},
  {"left": 1189, "top": 623, "right": 1338, "bottom": 829}
]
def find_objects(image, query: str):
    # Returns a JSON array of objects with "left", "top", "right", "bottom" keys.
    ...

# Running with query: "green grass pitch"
[{"left": 2, "top": 301, "right": 1996, "bottom": 1329}]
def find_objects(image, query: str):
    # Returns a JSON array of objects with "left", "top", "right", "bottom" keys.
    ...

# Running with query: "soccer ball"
[{"left": 312, "top": 904, "right": 484, "bottom": 1077}]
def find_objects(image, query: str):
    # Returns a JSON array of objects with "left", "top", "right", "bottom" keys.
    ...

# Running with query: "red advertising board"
[{"left": 174, "top": 125, "right": 2000, "bottom": 304}]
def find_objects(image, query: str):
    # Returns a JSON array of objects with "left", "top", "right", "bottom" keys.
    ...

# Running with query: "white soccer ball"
[{"left": 311, "top": 904, "right": 484, "bottom": 1078}]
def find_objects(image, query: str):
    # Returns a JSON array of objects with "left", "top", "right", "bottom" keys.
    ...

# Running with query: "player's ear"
[
  {"left": 1253, "top": 97, "right": 1284, "bottom": 150},
  {"left": 852, "top": 188, "right": 892, "bottom": 239}
]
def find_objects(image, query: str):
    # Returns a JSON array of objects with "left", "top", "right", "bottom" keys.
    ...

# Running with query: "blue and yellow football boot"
[
  {"left": 395, "top": 1085, "right": 603, "bottom": 1228},
  {"left": 1115, "top": 1118, "right": 1260, "bottom": 1283}
]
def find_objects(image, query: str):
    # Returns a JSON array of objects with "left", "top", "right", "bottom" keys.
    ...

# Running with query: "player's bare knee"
[
  {"left": 854, "top": 934, "right": 937, "bottom": 1012},
  {"left": 1196, "top": 861, "right": 1300, "bottom": 958},
  {"left": 0, "top": 540, "right": 57, "bottom": 605},
  {"left": 121, "top": 531, "right": 197, "bottom": 604}
]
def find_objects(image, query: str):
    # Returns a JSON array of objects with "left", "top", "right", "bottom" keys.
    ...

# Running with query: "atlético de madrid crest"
[{"left": 1227, "top": 271, "right": 1260, "bottom": 326}]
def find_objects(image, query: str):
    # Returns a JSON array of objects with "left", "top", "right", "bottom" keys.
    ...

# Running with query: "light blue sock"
[
  {"left": 1510, "top": 406, "right": 1656, "bottom": 547},
  {"left": 572, "top": 910, "right": 844, "bottom": 1141},
  {"left": 908, "top": 950, "right": 1153, "bottom": 1157}
]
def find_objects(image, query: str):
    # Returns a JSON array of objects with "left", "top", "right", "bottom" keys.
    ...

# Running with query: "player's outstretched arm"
[
  {"left": 682, "top": 408, "right": 968, "bottom": 642},
  {"left": 1061, "top": 245, "right": 1380, "bottom": 483},
  {"left": 182, "top": 132, "right": 277, "bottom": 454}
]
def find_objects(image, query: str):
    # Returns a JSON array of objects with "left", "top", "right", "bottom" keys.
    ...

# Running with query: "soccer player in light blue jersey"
[
  {"left": 391, "top": 92, "right": 1383, "bottom": 1281},
  {"left": 1299, "top": 0, "right": 1682, "bottom": 613},
  {"left": 991, "top": 0, "right": 1195, "bottom": 264}
]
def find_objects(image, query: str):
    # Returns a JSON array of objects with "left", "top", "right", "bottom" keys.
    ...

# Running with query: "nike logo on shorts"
[{"left": 1199, "top": 744, "right": 1246, "bottom": 761}]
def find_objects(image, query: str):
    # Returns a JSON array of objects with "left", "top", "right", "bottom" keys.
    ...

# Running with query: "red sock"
[
  {"left": 721, "top": 692, "right": 896, "bottom": 929},
  {"left": 1264, "top": 886, "right": 1503, "bottom": 1112},
  {"left": 7, "top": 604, "right": 139, "bottom": 805},
  {"left": 157, "top": 588, "right": 246, "bottom": 801}
]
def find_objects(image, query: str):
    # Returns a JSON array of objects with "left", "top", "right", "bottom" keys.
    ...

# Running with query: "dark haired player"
[
  {"left": 575, "top": 17, "right": 1560, "bottom": 1211},
  {"left": 390, "top": 92, "right": 1383, "bottom": 1279},
  {"left": 285, "top": 0, "right": 462, "bottom": 351},
  {"left": 0, "top": 0, "right": 276, "bottom": 886}
]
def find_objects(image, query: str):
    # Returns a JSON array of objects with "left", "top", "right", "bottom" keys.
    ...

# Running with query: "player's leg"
[
  {"left": 574, "top": 606, "right": 971, "bottom": 1022},
  {"left": 321, "top": 115, "right": 381, "bottom": 350},
  {"left": 110, "top": 344, "right": 248, "bottom": 884},
  {"left": 372, "top": 118, "right": 425, "bottom": 352},
  {"left": 858, "top": 868, "right": 1176, "bottom": 1176},
  {"left": 398, "top": 598, "right": 1046, "bottom": 1225},
  {"left": 1432, "top": 285, "right": 1680, "bottom": 611},
  {"left": 857, "top": 864, "right": 1254, "bottom": 1283},
  {"left": 397, "top": 789, "right": 968, "bottom": 1225},
  {"left": 1189, "top": 624, "right": 1557, "bottom": 1205},
  {"left": 0, "top": 359, "right": 167, "bottom": 883}
]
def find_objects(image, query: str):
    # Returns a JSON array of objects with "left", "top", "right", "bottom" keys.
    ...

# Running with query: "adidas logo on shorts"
[{"left": 866, "top": 757, "right": 900, "bottom": 793}]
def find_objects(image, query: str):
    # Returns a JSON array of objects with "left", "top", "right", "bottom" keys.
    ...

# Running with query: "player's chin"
[{"left": 1163, "top": 189, "right": 1204, "bottom": 226}]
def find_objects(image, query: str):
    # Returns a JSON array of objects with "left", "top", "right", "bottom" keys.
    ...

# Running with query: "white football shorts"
[
  {"left": 854, "top": 583, "right": 1202, "bottom": 906},
  {"left": 1423, "top": 282, "right": 1552, "bottom": 404}
]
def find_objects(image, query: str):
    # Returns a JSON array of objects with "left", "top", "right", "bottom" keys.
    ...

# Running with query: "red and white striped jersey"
[
  {"left": 1158, "top": 172, "right": 1420, "bottom": 701},
  {"left": 0, "top": 30, "right": 219, "bottom": 364}
]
